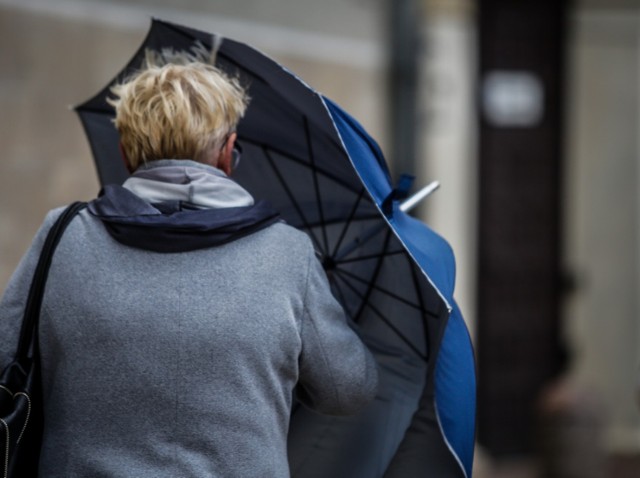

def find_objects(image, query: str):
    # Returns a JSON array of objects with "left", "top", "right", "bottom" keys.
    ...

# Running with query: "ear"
[
  {"left": 119, "top": 142, "right": 135, "bottom": 173},
  {"left": 218, "top": 132, "right": 237, "bottom": 176}
]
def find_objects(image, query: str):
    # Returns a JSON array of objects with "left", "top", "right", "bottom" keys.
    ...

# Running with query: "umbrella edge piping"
[
  {"left": 434, "top": 395, "right": 470, "bottom": 478},
  {"left": 321, "top": 96, "right": 453, "bottom": 313}
]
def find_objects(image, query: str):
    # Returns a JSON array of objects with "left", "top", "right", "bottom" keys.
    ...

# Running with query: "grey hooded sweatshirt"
[{"left": 0, "top": 160, "right": 378, "bottom": 477}]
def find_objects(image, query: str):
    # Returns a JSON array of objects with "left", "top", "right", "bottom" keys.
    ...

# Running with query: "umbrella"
[{"left": 74, "top": 18, "right": 476, "bottom": 478}]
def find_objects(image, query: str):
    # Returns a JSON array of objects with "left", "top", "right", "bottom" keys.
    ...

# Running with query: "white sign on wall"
[{"left": 482, "top": 70, "right": 544, "bottom": 127}]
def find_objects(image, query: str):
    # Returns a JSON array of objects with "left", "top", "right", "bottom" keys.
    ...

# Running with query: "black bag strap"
[{"left": 15, "top": 202, "right": 87, "bottom": 360}]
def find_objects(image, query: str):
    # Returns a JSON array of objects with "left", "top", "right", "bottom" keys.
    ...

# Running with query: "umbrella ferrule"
[{"left": 399, "top": 181, "right": 441, "bottom": 213}]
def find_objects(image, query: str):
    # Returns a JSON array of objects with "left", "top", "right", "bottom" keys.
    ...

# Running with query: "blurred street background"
[{"left": 1, "top": 0, "right": 639, "bottom": 476}]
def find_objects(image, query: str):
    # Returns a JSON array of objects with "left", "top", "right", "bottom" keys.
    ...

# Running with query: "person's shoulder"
[
  {"left": 44, "top": 205, "right": 66, "bottom": 221},
  {"left": 41, "top": 203, "right": 90, "bottom": 229},
  {"left": 37, "top": 205, "right": 72, "bottom": 234},
  {"left": 256, "top": 222, "right": 316, "bottom": 256},
  {"left": 266, "top": 221, "right": 306, "bottom": 238}
]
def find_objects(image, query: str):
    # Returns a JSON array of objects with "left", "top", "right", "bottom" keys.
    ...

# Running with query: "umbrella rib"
[
  {"left": 336, "top": 267, "right": 423, "bottom": 311},
  {"left": 333, "top": 222, "right": 387, "bottom": 262},
  {"left": 157, "top": 22, "right": 271, "bottom": 87},
  {"left": 304, "top": 117, "right": 329, "bottom": 253},
  {"left": 333, "top": 270, "right": 426, "bottom": 361},
  {"left": 304, "top": 212, "right": 381, "bottom": 230},
  {"left": 408, "top": 259, "right": 431, "bottom": 362},
  {"left": 353, "top": 228, "right": 392, "bottom": 321},
  {"left": 215, "top": 52, "right": 270, "bottom": 86},
  {"left": 263, "top": 146, "right": 324, "bottom": 252},
  {"left": 336, "top": 249, "right": 406, "bottom": 265},
  {"left": 330, "top": 188, "right": 367, "bottom": 259},
  {"left": 238, "top": 137, "right": 362, "bottom": 194}
]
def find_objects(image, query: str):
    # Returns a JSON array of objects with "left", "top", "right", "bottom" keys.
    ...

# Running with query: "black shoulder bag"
[{"left": 0, "top": 201, "right": 86, "bottom": 477}]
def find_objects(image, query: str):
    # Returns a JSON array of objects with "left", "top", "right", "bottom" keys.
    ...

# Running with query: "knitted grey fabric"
[{"left": 0, "top": 206, "right": 378, "bottom": 477}]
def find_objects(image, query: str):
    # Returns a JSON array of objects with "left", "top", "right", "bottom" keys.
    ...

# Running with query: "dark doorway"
[{"left": 476, "top": 0, "right": 569, "bottom": 456}]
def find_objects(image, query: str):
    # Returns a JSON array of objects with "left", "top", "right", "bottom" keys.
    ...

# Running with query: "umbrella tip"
[{"left": 399, "top": 180, "right": 440, "bottom": 213}]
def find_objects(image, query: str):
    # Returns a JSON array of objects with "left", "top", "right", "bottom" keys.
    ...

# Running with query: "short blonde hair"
[{"left": 108, "top": 47, "right": 249, "bottom": 170}]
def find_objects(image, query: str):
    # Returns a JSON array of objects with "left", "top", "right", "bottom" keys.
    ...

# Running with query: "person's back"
[
  {"left": 28, "top": 209, "right": 373, "bottom": 477},
  {"left": 0, "top": 46, "right": 378, "bottom": 477}
]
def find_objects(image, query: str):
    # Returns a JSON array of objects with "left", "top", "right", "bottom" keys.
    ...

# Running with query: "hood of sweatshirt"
[{"left": 88, "top": 160, "right": 280, "bottom": 253}]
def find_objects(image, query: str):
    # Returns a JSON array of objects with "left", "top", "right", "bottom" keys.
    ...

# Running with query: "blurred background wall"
[{"left": 0, "top": 0, "right": 639, "bottom": 476}]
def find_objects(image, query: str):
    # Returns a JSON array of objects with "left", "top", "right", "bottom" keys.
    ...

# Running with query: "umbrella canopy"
[{"left": 74, "top": 18, "right": 476, "bottom": 478}]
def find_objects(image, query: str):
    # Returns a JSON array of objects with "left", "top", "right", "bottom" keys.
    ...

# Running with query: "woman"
[{"left": 0, "top": 48, "right": 378, "bottom": 477}]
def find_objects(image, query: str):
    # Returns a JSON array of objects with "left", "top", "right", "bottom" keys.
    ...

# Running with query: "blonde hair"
[{"left": 108, "top": 45, "right": 249, "bottom": 170}]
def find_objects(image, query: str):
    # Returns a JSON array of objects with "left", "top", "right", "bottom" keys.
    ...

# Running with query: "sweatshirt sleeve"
[{"left": 296, "top": 245, "right": 379, "bottom": 415}]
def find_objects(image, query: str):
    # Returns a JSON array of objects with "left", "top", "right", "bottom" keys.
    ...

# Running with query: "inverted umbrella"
[{"left": 74, "top": 18, "right": 476, "bottom": 478}]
